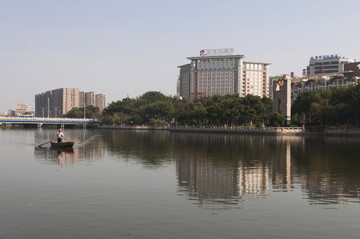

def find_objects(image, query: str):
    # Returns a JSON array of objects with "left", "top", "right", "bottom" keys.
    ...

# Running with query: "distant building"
[
  {"left": 85, "top": 92, "right": 96, "bottom": 107},
  {"left": 15, "top": 103, "right": 34, "bottom": 116},
  {"left": 306, "top": 55, "right": 355, "bottom": 76},
  {"left": 35, "top": 88, "right": 106, "bottom": 117},
  {"left": 178, "top": 48, "right": 271, "bottom": 99},
  {"left": 8, "top": 109, "right": 15, "bottom": 117},
  {"left": 95, "top": 94, "right": 106, "bottom": 112}
]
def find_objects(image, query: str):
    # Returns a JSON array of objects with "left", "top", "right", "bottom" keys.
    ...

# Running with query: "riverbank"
[
  {"left": 98, "top": 125, "right": 360, "bottom": 137},
  {"left": 324, "top": 128, "right": 360, "bottom": 137},
  {"left": 98, "top": 125, "right": 305, "bottom": 136}
]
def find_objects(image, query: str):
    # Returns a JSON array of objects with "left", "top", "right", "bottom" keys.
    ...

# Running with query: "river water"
[{"left": 1, "top": 128, "right": 360, "bottom": 239}]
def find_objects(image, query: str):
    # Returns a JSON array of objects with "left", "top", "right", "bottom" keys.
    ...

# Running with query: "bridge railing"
[{"left": 0, "top": 116, "right": 98, "bottom": 123}]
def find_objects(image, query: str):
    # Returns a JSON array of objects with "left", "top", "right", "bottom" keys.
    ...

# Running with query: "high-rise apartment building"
[
  {"left": 306, "top": 54, "right": 355, "bottom": 76},
  {"left": 177, "top": 49, "right": 271, "bottom": 99},
  {"left": 85, "top": 92, "right": 96, "bottom": 107},
  {"left": 62, "top": 88, "right": 80, "bottom": 114},
  {"left": 35, "top": 88, "right": 106, "bottom": 117},
  {"left": 95, "top": 94, "right": 106, "bottom": 112}
]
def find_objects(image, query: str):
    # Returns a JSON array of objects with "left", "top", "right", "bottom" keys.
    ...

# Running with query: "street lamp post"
[
  {"left": 47, "top": 98, "right": 50, "bottom": 118},
  {"left": 84, "top": 100, "right": 86, "bottom": 119}
]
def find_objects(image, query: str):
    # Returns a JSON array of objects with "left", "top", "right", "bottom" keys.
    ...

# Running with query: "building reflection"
[
  {"left": 177, "top": 157, "right": 271, "bottom": 208},
  {"left": 33, "top": 129, "right": 360, "bottom": 206},
  {"left": 238, "top": 162, "right": 269, "bottom": 197},
  {"left": 291, "top": 137, "right": 360, "bottom": 205},
  {"left": 175, "top": 136, "right": 341, "bottom": 208},
  {"left": 270, "top": 137, "right": 297, "bottom": 192},
  {"left": 177, "top": 157, "right": 241, "bottom": 203},
  {"left": 101, "top": 130, "right": 360, "bottom": 207}
]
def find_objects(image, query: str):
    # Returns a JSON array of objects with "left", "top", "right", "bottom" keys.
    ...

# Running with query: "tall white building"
[
  {"left": 178, "top": 49, "right": 271, "bottom": 99},
  {"left": 306, "top": 54, "right": 355, "bottom": 76}
]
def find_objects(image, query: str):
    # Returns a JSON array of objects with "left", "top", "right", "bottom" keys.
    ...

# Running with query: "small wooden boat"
[{"left": 50, "top": 141, "right": 75, "bottom": 149}]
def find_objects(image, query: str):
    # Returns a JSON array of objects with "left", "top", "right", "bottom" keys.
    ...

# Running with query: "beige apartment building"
[
  {"left": 177, "top": 48, "right": 271, "bottom": 99},
  {"left": 15, "top": 103, "right": 33, "bottom": 116},
  {"left": 95, "top": 94, "right": 106, "bottom": 112},
  {"left": 35, "top": 88, "right": 106, "bottom": 117}
]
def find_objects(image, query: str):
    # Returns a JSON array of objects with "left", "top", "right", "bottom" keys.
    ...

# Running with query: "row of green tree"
[
  {"left": 63, "top": 105, "right": 101, "bottom": 119},
  {"left": 99, "top": 91, "right": 284, "bottom": 127},
  {"left": 292, "top": 83, "right": 360, "bottom": 127}
]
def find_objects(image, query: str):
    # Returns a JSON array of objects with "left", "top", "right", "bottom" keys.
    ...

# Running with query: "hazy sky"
[{"left": 1, "top": 0, "right": 360, "bottom": 112}]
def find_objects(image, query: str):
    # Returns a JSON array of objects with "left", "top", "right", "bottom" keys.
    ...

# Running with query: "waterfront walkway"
[{"left": 99, "top": 125, "right": 305, "bottom": 136}]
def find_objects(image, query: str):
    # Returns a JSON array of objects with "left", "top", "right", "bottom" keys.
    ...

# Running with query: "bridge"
[{"left": 0, "top": 116, "right": 99, "bottom": 128}]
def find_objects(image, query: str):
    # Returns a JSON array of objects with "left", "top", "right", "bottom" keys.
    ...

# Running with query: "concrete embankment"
[
  {"left": 169, "top": 126, "right": 305, "bottom": 136},
  {"left": 324, "top": 128, "right": 360, "bottom": 137},
  {"left": 98, "top": 125, "right": 305, "bottom": 136}
]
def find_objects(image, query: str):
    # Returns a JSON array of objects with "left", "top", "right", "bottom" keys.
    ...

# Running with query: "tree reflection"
[{"left": 34, "top": 129, "right": 360, "bottom": 206}]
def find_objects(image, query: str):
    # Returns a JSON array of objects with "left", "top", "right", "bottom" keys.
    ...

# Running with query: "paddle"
[{"left": 38, "top": 141, "right": 51, "bottom": 147}]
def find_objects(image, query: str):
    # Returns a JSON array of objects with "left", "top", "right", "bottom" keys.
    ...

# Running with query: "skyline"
[{"left": 1, "top": 0, "right": 360, "bottom": 112}]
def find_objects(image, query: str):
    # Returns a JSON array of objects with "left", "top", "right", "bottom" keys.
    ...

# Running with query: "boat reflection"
[
  {"left": 34, "top": 146, "right": 76, "bottom": 165},
  {"left": 34, "top": 129, "right": 105, "bottom": 165}
]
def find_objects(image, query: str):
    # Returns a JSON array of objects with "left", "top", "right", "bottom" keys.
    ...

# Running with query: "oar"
[{"left": 38, "top": 141, "right": 51, "bottom": 147}]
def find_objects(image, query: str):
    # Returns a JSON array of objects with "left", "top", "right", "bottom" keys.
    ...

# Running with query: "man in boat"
[{"left": 57, "top": 128, "right": 64, "bottom": 143}]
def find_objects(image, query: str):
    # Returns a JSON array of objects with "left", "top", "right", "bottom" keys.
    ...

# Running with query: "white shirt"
[{"left": 57, "top": 132, "right": 64, "bottom": 139}]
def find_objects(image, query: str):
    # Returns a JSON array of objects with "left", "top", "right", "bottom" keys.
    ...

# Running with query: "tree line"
[
  {"left": 98, "top": 91, "right": 284, "bottom": 127},
  {"left": 292, "top": 83, "right": 360, "bottom": 128},
  {"left": 61, "top": 82, "right": 360, "bottom": 128}
]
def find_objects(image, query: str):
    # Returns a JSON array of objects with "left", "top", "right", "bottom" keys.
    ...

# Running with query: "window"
[{"left": 324, "top": 65, "right": 338, "bottom": 69}]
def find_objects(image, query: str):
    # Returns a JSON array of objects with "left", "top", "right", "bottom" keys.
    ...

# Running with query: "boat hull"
[{"left": 50, "top": 141, "right": 74, "bottom": 149}]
